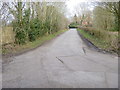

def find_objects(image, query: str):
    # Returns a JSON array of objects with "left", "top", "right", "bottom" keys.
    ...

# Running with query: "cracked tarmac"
[{"left": 2, "top": 29, "right": 118, "bottom": 88}]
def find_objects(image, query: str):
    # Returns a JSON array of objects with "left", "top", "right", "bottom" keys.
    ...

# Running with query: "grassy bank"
[
  {"left": 77, "top": 28, "right": 118, "bottom": 53},
  {"left": 2, "top": 29, "right": 67, "bottom": 55}
]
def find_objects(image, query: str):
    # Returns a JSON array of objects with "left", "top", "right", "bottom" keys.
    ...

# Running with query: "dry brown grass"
[
  {"left": 1, "top": 27, "right": 15, "bottom": 45},
  {"left": 78, "top": 27, "right": 118, "bottom": 53}
]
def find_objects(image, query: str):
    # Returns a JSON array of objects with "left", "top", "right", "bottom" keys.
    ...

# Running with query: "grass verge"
[
  {"left": 77, "top": 28, "right": 118, "bottom": 53},
  {"left": 2, "top": 29, "right": 67, "bottom": 55}
]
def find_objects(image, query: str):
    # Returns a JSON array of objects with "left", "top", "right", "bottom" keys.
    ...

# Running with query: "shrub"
[
  {"left": 69, "top": 22, "right": 79, "bottom": 28},
  {"left": 29, "top": 18, "right": 42, "bottom": 41},
  {"left": 14, "top": 27, "right": 27, "bottom": 44}
]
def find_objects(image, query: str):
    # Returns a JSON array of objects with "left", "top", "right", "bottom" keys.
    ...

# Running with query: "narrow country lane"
[{"left": 2, "top": 29, "right": 118, "bottom": 88}]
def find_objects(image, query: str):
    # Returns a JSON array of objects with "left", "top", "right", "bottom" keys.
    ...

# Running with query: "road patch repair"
[{"left": 55, "top": 55, "right": 118, "bottom": 88}]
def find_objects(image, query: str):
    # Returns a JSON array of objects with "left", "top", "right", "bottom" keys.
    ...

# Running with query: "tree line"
[
  {"left": 1, "top": 2, "right": 68, "bottom": 44},
  {"left": 71, "top": 2, "right": 119, "bottom": 52},
  {"left": 72, "top": 2, "right": 119, "bottom": 32}
]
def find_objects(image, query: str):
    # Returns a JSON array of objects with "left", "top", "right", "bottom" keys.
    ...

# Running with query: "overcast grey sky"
[
  {"left": 65, "top": 0, "right": 119, "bottom": 19},
  {"left": 65, "top": 0, "right": 94, "bottom": 18}
]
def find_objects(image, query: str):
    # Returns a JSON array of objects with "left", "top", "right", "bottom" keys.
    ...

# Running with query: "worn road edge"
[
  {"left": 2, "top": 31, "right": 67, "bottom": 59},
  {"left": 77, "top": 29, "right": 117, "bottom": 56}
]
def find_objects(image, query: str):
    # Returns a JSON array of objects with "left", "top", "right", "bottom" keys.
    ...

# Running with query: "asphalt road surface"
[{"left": 2, "top": 29, "right": 118, "bottom": 88}]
